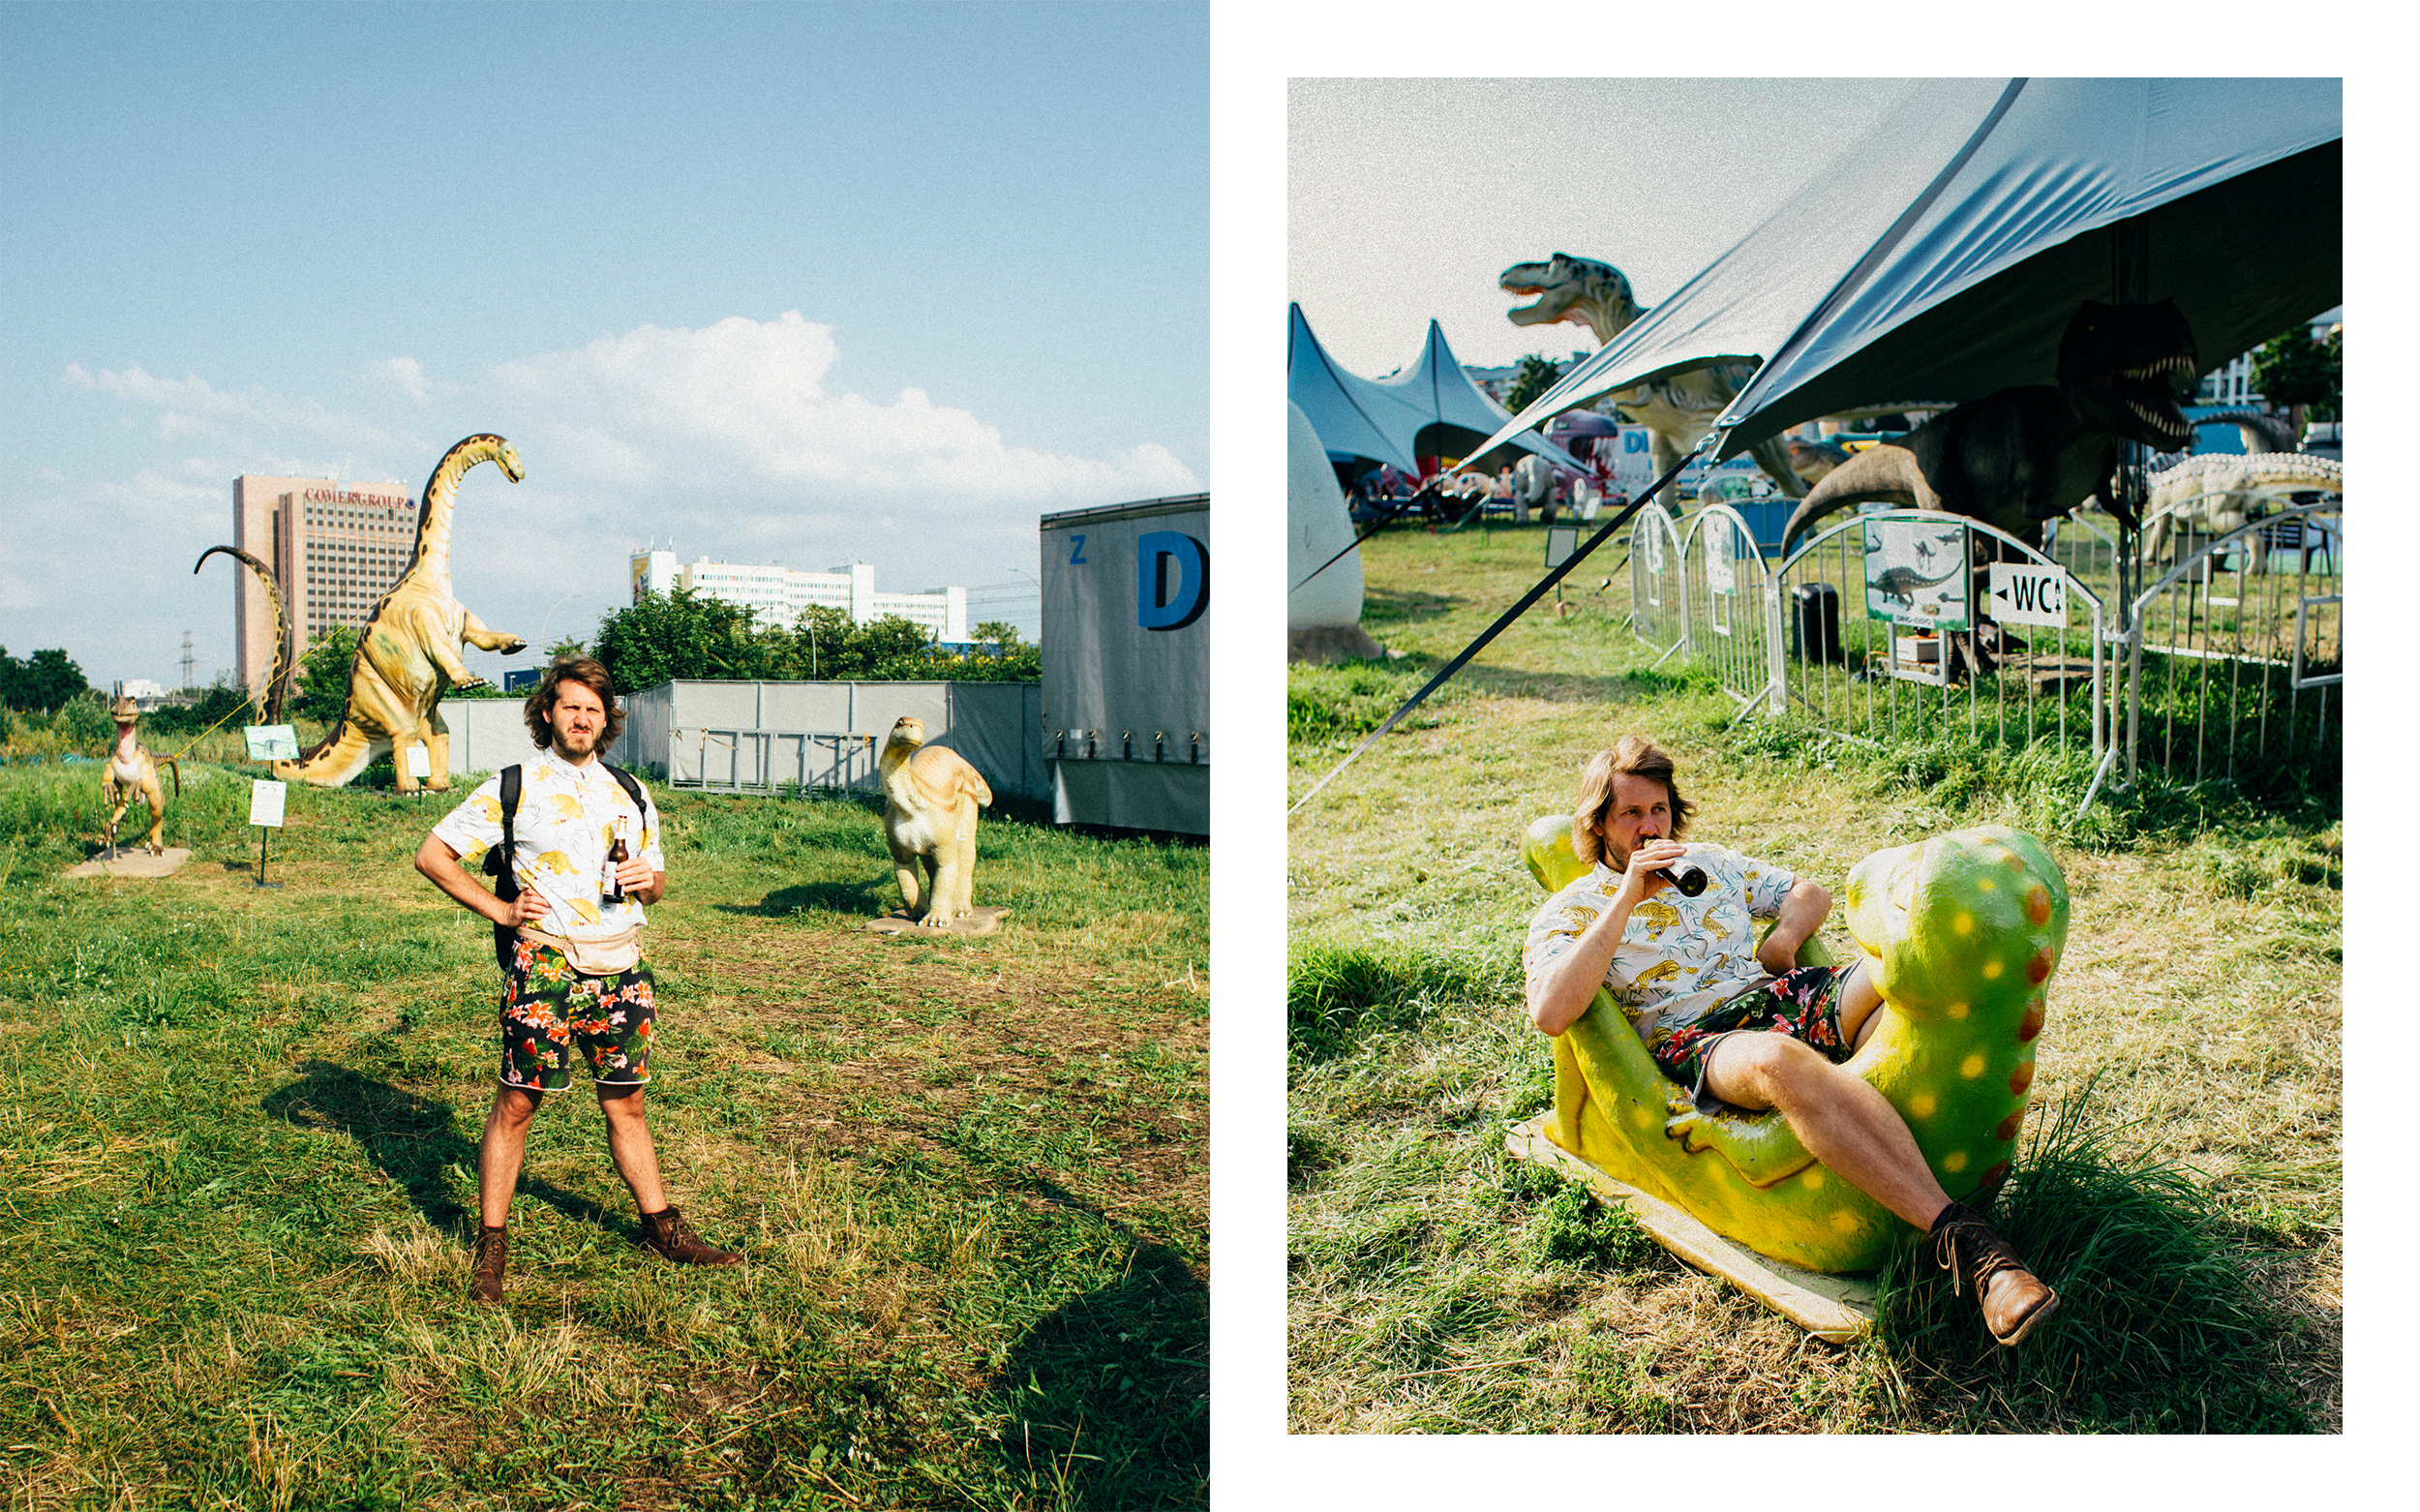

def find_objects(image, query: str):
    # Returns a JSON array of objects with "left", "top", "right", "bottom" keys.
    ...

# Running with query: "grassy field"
[
  {"left": 0, "top": 759, "right": 1207, "bottom": 1507},
  {"left": 1287, "top": 518, "right": 2340, "bottom": 1434}
]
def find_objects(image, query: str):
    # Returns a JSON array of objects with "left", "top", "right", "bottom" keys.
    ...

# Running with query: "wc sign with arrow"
[{"left": 1987, "top": 562, "right": 2070, "bottom": 628}]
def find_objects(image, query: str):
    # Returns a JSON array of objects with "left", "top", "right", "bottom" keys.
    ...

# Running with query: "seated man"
[{"left": 1523, "top": 736, "right": 2060, "bottom": 1346}]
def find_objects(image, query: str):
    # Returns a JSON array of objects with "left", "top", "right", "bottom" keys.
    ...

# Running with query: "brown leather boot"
[
  {"left": 1930, "top": 1200, "right": 2059, "bottom": 1346},
  {"left": 471, "top": 1225, "right": 509, "bottom": 1305},
  {"left": 639, "top": 1205, "right": 741, "bottom": 1266}
]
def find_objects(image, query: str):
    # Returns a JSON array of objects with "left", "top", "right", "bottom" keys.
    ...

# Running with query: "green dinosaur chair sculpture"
[{"left": 1523, "top": 814, "right": 2068, "bottom": 1274}]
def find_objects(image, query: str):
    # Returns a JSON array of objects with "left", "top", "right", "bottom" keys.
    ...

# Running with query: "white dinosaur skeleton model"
[{"left": 2142, "top": 452, "right": 2344, "bottom": 559}]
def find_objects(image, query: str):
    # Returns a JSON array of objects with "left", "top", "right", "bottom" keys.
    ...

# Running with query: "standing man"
[
  {"left": 414, "top": 656, "right": 740, "bottom": 1304},
  {"left": 1524, "top": 737, "right": 2059, "bottom": 1346}
]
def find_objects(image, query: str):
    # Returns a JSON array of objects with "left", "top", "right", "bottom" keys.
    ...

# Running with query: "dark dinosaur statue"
[{"left": 1778, "top": 299, "right": 2200, "bottom": 555}]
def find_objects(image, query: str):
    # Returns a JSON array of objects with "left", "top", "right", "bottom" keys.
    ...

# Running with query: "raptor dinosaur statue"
[
  {"left": 1778, "top": 300, "right": 2201, "bottom": 556},
  {"left": 1501, "top": 253, "right": 1807, "bottom": 501},
  {"left": 275, "top": 435, "right": 529, "bottom": 792},
  {"left": 193, "top": 545, "right": 295, "bottom": 722},
  {"left": 103, "top": 694, "right": 178, "bottom": 857}
]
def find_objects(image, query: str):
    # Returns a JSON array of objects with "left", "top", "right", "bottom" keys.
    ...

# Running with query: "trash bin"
[{"left": 1792, "top": 583, "right": 1842, "bottom": 664}]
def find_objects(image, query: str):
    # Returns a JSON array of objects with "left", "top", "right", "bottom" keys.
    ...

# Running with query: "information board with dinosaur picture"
[{"left": 1862, "top": 517, "right": 1970, "bottom": 630}]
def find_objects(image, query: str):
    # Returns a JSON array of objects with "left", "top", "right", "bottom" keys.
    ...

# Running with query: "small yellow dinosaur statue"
[
  {"left": 275, "top": 435, "right": 529, "bottom": 792},
  {"left": 1524, "top": 814, "right": 2068, "bottom": 1274},
  {"left": 103, "top": 696, "right": 179, "bottom": 857},
  {"left": 878, "top": 716, "right": 993, "bottom": 926}
]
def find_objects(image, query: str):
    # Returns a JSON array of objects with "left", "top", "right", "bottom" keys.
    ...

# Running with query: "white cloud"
[
  {"left": 379, "top": 356, "right": 431, "bottom": 404},
  {"left": 489, "top": 311, "right": 1197, "bottom": 506},
  {"left": 63, "top": 361, "right": 423, "bottom": 455}
]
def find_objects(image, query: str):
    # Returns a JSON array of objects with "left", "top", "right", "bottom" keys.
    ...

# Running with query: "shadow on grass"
[
  {"left": 261, "top": 1061, "right": 624, "bottom": 1242},
  {"left": 717, "top": 880, "right": 892, "bottom": 918},
  {"left": 987, "top": 1175, "right": 1207, "bottom": 1508}
]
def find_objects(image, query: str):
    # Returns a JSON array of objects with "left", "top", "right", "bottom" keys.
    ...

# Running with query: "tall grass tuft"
[
  {"left": 1870, "top": 1082, "right": 2316, "bottom": 1432},
  {"left": 1287, "top": 939, "right": 1516, "bottom": 1067}
]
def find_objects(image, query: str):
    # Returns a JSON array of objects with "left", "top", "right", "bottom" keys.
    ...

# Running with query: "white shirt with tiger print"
[
  {"left": 430, "top": 756, "right": 666, "bottom": 942},
  {"left": 1522, "top": 843, "right": 1798, "bottom": 1050}
]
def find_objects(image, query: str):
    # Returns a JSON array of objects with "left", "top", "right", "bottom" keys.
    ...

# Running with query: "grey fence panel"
[
  {"left": 620, "top": 684, "right": 675, "bottom": 778},
  {"left": 434, "top": 699, "right": 548, "bottom": 775},
  {"left": 692, "top": 729, "right": 881, "bottom": 794},
  {"left": 1628, "top": 505, "right": 1688, "bottom": 665},
  {"left": 657, "top": 680, "right": 1046, "bottom": 801},
  {"left": 1679, "top": 505, "right": 1780, "bottom": 719},
  {"left": 2124, "top": 501, "right": 2341, "bottom": 789}
]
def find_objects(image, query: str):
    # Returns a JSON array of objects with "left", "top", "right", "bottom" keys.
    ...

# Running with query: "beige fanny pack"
[{"left": 519, "top": 925, "right": 643, "bottom": 976}]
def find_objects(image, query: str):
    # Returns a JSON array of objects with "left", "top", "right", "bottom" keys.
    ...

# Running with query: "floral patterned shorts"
[
  {"left": 1651, "top": 965, "right": 1849, "bottom": 1113},
  {"left": 498, "top": 938, "right": 655, "bottom": 1092}
]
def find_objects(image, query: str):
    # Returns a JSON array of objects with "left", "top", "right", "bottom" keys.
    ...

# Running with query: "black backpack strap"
[
  {"left": 489, "top": 764, "right": 523, "bottom": 972},
  {"left": 603, "top": 762, "right": 650, "bottom": 834}
]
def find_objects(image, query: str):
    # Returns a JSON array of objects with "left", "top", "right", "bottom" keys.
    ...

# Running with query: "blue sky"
[{"left": 2, "top": 0, "right": 1206, "bottom": 685}]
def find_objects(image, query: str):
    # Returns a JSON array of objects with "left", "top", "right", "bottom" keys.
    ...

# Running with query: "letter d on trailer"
[{"left": 1039, "top": 493, "right": 1210, "bottom": 835}]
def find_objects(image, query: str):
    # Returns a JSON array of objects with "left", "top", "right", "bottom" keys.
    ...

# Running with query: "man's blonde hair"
[{"left": 1571, "top": 736, "right": 1694, "bottom": 866}]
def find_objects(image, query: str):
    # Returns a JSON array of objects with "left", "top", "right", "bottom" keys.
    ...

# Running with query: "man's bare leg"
[
  {"left": 602, "top": 1084, "right": 741, "bottom": 1266},
  {"left": 1701, "top": 1032, "right": 1949, "bottom": 1229},
  {"left": 597, "top": 1084, "right": 668, "bottom": 1214},
  {"left": 479, "top": 1084, "right": 544, "bottom": 1228},
  {"left": 1702, "top": 1018, "right": 2061, "bottom": 1344}
]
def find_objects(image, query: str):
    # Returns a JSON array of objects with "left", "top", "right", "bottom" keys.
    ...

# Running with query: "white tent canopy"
[
  {"left": 1474, "top": 77, "right": 2343, "bottom": 465},
  {"left": 1288, "top": 303, "right": 1588, "bottom": 475}
]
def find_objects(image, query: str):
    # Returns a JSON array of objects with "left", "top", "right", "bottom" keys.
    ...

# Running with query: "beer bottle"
[{"left": 604, "top": 824, "right": 628, "bottom": 907}]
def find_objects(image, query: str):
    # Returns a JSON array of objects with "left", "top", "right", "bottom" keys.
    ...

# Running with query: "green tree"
[
  {"left": 545, "top": 633, "right": 588, "bottom": 659},
  {"left": 1504, "top": 354, "right": 1562, "bottom": 414},
  {"left": 292, "top": 627, "right": 359, "bottom": 725},
  {"left": 0, "top": 647, "right": 90, "bottom": 713},
  {"left": 2250, "top": 324, "right": 2341, "bottom": 427},
  {"left": 590, "top": 587, "right": 763, "bottom": 692},
  {"left": 144, "top": 679, "right": 252, "bottom": 738},
  {"left": 973, "top": 620, "right": 1025, "bottom": 650}
]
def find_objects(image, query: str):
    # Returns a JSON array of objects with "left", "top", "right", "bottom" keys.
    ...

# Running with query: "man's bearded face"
[
  {"left": 547, "top": 681, "right": 607, "bottom": 758},
  {"left": 1597, "top": 771, "right": 1674, "bottom": 868}
]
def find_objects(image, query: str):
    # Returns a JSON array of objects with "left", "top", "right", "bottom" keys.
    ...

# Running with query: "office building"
[
  {"left": 627, "top": 551, "right": 967, "bottom": 642},
  {"left": 231, "top": 474, "right": 418, "bottom": 703}
]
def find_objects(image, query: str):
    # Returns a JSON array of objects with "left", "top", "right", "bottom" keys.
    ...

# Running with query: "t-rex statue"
[
  {"left": 1778, "top": 300, "right": 2201, "bottom": 557},
  {"left": 1501, "top": 253, "right": 1808, "bottom": 501},
  {"left": 193, "top": 545, "right": 294, "bottom": 722},
  {"left": 878, "top": 715, "right": 992, "bottom": 927},
  {"left": 275, "top": 435, "right": 529, "bottom": 792},
  {"left": 103, "top": 695, "right": 178, "bottom": 857},
  {"left": 2142, "top": 451, "right": 2344, "bottom": 560}
]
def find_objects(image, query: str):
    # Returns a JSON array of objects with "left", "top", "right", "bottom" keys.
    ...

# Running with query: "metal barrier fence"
[
  {"left": 1633, "top": 492, "right": 2342, "bottom": 810},
  {"left": 1628, "top": 503, "right": 1688, "bottom": 667},
  {"left": 682, "top": 728, "right": 880, "bottom": 795},
  {"left": 2122, "top": 499, "right": 2341, "bottom": 789},
  {"left": 1767, "top": 512, "right": 2110, "bottom": 775},
  {"left": 1679, "top": 505, "right": 1781, "bottom": 722}
]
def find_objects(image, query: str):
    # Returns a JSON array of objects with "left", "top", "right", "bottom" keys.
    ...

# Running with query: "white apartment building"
[{"left": 628, "top": 551, "right": 967, "bottom": 642}]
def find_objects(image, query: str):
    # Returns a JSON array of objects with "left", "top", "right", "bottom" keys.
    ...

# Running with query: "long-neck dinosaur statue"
[
  {"left": 1501, "top": 253, "right": 1809, "bottom": 502},
  {"left": 1779, "top": 300, "right": 2201, "bottom": 555},
  {"left": 275, "top": 435, "right": 529, "bottom": 792},
  {"left": 193, "top": 545, "right": 295, "bottom": 722}
]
